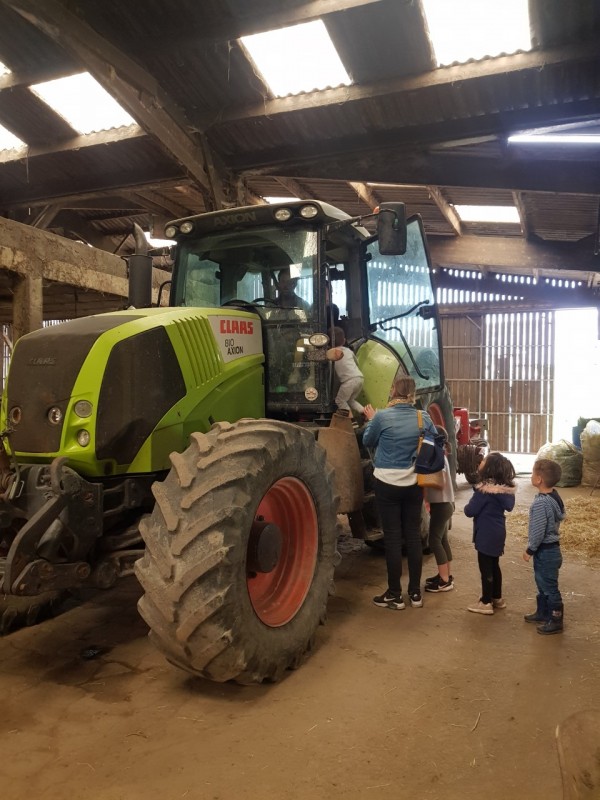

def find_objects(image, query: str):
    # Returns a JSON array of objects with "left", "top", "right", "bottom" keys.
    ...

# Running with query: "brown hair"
[
  {"left": 479, "top": 452, "right": 516, "bottom": 487},
  {"left": 333, "top": 326, "right": 346, "bottom": 347},
  {"left": 391, "top": 375, "right": 416, "bottom": 403},
  {"left": 533, "top": 458, "right": 562, "bottom": 488}
]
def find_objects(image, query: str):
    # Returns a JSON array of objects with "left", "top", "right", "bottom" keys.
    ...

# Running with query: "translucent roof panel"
[
  {"left": 454, "top": 205, "right": 520, "bottom": 223},
  {"left": 240, "top": 20, "right": 352, "bottom": 97},
  {"left": 422, "top": 0, "right": 531, "bottom": 66},
  {"left": 0, "top": 123, "right": 24, "bottom": 151},
  {"left": 264, "top": 196, "right": 300, "bottom": 203},
  {"left": 31, "top": 72, "right": 135, "bottom": 134}
]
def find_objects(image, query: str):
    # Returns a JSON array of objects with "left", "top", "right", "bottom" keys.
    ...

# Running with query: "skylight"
[
  {"left": 264, "top": 196, "right": 299, "bottom": 204},
  {"left": 421, "top": 0, "right": 531, "bottom": 66},
  {"left": 31, "top": 72, "right": 135, "bottom": 134},
  {"left": 454, "top": 205, "right": 520, "bottom": 224},
  {"left": 240, "top": 20, "right": 352, "bottom": 97},
  {"left": 144, "top": 231, "right": 173, "bottom": 249},
  {"left": 0, "top": 123, "right": 24, "bottom": 151}
]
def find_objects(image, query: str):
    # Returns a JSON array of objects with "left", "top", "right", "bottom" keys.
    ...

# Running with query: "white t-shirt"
[{"left": 334, "top": 346, "right": 363, "bottom": 383}]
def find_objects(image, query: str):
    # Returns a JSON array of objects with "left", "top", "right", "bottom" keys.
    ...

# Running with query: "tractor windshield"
[
  {"left": 172, "top": 226, "right": 317, "bottom": 315},
  {"left": 366, "top": 218, "right": 441, "bottom": 391}
]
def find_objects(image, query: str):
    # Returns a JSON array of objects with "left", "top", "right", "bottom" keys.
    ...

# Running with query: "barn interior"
[{"left": 1, "top": 3, "right": 600, "bottom": 799}]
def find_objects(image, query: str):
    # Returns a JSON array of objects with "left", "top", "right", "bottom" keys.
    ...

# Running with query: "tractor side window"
[
  {"left": 179, "top": 254, "right": 221, "bottom": 307},
  {"left": 366, "top": 218, "right": 441, "bottom": 391}
]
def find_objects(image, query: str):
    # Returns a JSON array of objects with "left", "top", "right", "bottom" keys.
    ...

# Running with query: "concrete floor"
[{"left": 1, "top": 474, "right": 598, "bottom": 800}]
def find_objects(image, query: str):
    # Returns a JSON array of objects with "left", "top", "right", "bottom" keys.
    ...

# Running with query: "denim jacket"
[{"left": 362, "top": 404, "right": 436, "bottom": 469}]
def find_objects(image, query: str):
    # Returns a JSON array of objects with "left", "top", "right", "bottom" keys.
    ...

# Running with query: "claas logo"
[{"left": 219, "top": 319, "right": 254, "bottom": 335}]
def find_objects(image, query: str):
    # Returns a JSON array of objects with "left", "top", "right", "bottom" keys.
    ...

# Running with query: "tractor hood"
[{"left": 2, "top": 307, "right": 265, "bottom": 476}]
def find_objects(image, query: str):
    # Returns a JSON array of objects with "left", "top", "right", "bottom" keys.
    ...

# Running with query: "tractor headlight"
[
  {"left": 274, "top": 208, "right": 292, "bottom": 222},
  {"left": 74, "top": 400, "right": 93, "bottom": 418},
  {"left": 48, "top": 407, "right": 63, "bottom": 425},
  {"left": 77, "top": 430, "right": 91, "bottom": 447},
  {"left": 300, "top": 204, "right": 318, "bottom": 219},
  {"left": 180, "top": 221, "right": 194, "bottom": 234},
  {"left": 164, "top": 225, "right": 178, "bottom": 238},
  {"left": 309, "top": 333, "right": 329, "bottom": 347}
]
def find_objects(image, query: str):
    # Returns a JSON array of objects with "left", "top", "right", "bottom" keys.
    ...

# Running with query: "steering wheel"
[
  {"left": 251, "top": 297, "right": 279, "bottom": 307},
  {"left": 222, "top": 299, "right": 256, "bottom": 307}
]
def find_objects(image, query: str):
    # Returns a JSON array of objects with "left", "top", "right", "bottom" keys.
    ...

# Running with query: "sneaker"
[
  {"left": 426, "top": 577, "right": 454, "bottom": 593},
  {"left": 373, "top": 591, "right": 405, "bottom": 610},
  {"left": 492, "top": 598, "right": 506, "bottom": 609},
  {"left": 425, "top": 573, "right": 453, "bottom": 586},
  {"left": 409, "top": 592, "right": 423, "bottom": 608},
  {"left": 467, "top": 600, "right": 494, "bottom": 615}
]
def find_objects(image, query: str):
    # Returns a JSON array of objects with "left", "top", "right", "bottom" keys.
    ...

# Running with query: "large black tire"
[{"left": 135, "top": 419, "right": 338, "bottom": 684}]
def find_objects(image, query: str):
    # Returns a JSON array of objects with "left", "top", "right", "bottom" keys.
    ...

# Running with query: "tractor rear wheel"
[
  {"left": 135, "top": 419, "right": 338, "bottom": 684},
  {"left": 420, "top": 384, "right": 457, "bottom": 480}
]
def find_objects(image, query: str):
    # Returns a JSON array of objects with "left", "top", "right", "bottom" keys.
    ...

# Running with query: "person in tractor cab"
[
  {"left": 324, "top": 280, "right": 340, "bottom": 328},
  {"left": 275, "top": 267, "right": 311, "bottom": 313},
  {"left": 363, "top": 375, "right": 436, "bottom": 610}
]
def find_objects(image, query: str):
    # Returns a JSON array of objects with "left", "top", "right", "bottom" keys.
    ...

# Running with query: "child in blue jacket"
[{"left": 464, "top": 452, "right": 516, "bottom": 615}]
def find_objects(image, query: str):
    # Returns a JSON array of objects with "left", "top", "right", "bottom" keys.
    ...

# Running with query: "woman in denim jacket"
[{"left": 363, "top": 375, "right": 436, "bottom": 610}]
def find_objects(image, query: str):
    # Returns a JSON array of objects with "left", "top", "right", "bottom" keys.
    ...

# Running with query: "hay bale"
[
  {"left": 580, "top": 424, "right": 600, "bottom": 488},
  {"left": 536, "top": 440, "right": 582, "bottom": 487},
  {"left": 508, "top": 499, "right": 600, "bottom": 559}
]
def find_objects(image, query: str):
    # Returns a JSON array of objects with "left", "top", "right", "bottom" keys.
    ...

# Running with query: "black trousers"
[
  {"left": 477, "top": 551, "right": 502, "bottom": 604},
  {"left": 374, "top": 479, "right": 423, "bottom": 595}
]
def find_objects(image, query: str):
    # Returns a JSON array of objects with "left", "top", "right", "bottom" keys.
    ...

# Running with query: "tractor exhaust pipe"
[{"left": 126, "top": 223, "right": 153, "bottom": 308}]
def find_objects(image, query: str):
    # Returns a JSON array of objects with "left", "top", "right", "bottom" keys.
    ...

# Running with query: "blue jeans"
[{"left": 533, "top": 545, "right": 563, "bottom": 611}]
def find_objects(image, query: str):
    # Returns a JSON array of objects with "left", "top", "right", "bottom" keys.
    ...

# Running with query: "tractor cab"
[{"left": 167, "top": 200, "right": 443, "bottom": 421}]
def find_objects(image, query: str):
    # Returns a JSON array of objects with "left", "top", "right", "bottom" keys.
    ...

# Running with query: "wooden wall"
[{"left": 441, "top": 311, "right": 554, "bottom": 454}]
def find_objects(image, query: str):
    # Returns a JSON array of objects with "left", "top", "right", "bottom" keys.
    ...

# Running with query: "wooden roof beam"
[
  {"left": 429, "top": 234, "right": 600, "bottom": 274},
  {"left": 120, "top": 189, "right": 191, "bottom": 220},
  {"left": 200, "top": 41, "right": 600, "bottom": 126},
  {"left": 275, "top": 177, "right": 316, "bottom": 199},
  {"left": 349, "top": 181, "right": 380, "bottom": 211},
  {"left": 4, "top": 179, "right": 192, "bottom": 211},
  {"left": 4, "top": 0, "right": 224, "bottom": 206},
  {"left": 0, "top": 64, "right": 79, "bottom": 91},
  {"left": 0, "top": 126, "right": 146, "bottom": 165},
  {"left": 241, "top": 140, "right": 600, "bottom": 195},
  {"left": 181, "top": 0, "right": 385, "bottom": 41},
  {"left": 512, "top": 191, "right": 530, "bottom": 239},
  {"left": 426, "top": 186, "right": 462, "bottom": 235}
]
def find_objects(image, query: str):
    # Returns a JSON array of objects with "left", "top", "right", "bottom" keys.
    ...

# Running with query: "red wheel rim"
[
  {"left": 247, "top": 477, "right": 318, "bottom": 627},
  {"left": 427, "top": 403, "right": 445, "bottom": 429}
]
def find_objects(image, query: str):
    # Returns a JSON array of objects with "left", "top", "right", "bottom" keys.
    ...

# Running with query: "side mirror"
[{"left": 377, "top": 202, "right": 407, "bottom": 255}]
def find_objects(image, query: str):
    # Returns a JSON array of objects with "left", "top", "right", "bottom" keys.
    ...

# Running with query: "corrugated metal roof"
[{"left": 0, "top": 0, "right": 598, "bottom": 274}]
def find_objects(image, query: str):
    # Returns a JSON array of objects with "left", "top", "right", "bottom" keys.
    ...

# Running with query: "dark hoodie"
[
  {"left": 464, "top": 481, "right": 517, "bottom": 557},
  {"left": 526, "top": 488, "right": 566, "bottom": 556}
]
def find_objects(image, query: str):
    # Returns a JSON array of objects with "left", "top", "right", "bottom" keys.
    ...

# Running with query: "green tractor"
[{"left": 0, "top": 200, "right": 455, "bottom": 683}]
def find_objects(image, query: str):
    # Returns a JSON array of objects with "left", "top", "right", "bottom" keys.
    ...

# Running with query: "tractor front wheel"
[{"left": 135, "top": 419, "right": 338, "bottom": 684}]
